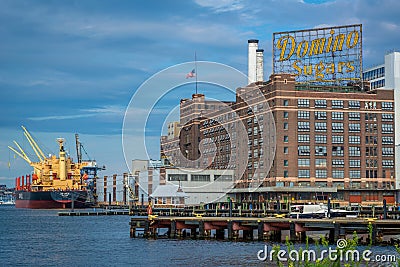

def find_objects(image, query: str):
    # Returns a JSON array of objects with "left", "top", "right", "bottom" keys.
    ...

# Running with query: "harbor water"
[{"left": 0, "top": 205, "right": 398, "bottom": 266}]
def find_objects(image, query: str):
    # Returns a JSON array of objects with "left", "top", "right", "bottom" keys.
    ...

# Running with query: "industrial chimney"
[
  {"left": 256, "top": 49, "right": 264, "bottom": 82},
  {"left": 248, "top": 39, "right": 259, "bottom": 84}
]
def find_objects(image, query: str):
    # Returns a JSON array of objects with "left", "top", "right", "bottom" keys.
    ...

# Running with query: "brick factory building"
[{"left": 160, "top": 25, "right": 397, "bottom": 206}]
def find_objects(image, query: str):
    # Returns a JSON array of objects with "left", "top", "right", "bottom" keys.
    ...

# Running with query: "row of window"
[
  {"left": 292, "top": 135, "right": 394, "bottom": 145},
  {"left": 167, "top": 174, "right": 233, "bottom": 182},
  {"left": 296, "top": 145, "right": 393, "bottom": 157},
  {"left": 297, "top": 167, "right": 394, "bottom": 179},
  {"left": 296, "top": 99, "right": 393, "bottom": 110},
  {"left": 298, "top": 169, "right": 361, "bottom": 178},
  {"left": 296, "top": 111, "right": 393, "bottom": 121},
  {"left": 296, "top": 158, "right": 393, "bottom": 168},
  {"left": 296, "top": 121, "right": 393, "bottom": 133},
  {"left": 363, "top": 67, "right": 385, "bottom": 81}
]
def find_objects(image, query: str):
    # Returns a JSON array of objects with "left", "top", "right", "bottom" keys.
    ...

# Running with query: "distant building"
[
  {"left": 363, "top": 52, "right": 400, "bottom": 190},
  {"left": 132, "top": 159, "right": 234, "bottom": 205},
  {"left": 164, "top": 168, "right": 235, "bottom": 205},
  {"left": 150, "top": 184, "right": 188, "bottom": 207}
]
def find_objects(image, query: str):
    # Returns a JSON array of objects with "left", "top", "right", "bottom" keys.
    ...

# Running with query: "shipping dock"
[
  {"left": 130, "top": 215, "right": 400, "bottom": 245},
  {"left": 129, "top": 202, "right": 400, "bottom": 245}
]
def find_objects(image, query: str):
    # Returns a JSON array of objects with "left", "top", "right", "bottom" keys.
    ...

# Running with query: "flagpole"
[{"left": 195, "top": 51, "right": 198, "bottom": 95}]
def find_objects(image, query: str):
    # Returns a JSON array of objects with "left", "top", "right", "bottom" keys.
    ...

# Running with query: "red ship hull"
[{"left": 15, "top": 190, "right": 90, "bottom": 209}]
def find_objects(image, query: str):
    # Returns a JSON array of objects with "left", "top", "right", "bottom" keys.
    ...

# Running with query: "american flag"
[{"left": 186, "top": 69, "right": 196, "bottom": 79}]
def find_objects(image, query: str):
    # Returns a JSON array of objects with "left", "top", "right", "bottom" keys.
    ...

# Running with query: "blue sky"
[{"left": 1, "top": 0, "right": 399, "bottom": 187}]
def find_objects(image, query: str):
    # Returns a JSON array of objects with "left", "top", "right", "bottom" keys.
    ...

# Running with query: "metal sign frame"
[{"left": 273, "top": 24, "right": 362, "bottom": 86}]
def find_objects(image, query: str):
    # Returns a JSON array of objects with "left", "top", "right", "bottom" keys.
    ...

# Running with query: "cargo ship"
[{"left": 9, "top": 127, "right": 102, "bottom": 209}]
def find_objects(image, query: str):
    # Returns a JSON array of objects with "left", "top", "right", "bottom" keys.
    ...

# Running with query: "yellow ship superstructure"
[{"left": 9, "top": 126, "right": 92, "bottom": 192}]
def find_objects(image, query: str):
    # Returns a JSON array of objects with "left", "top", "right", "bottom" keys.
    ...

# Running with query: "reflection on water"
[{"left": 0, "top": 206, "right": 397, "bottom": 266}]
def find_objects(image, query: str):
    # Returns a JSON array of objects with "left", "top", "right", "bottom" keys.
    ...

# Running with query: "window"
[
  {"left": 284, "top": 160, "right": 289, "bottom": 167},
  {"left": 365, "top": 113, "right": 377, "bottom": 121},
  {"left": 382, "top": 136, "right": 394, "bottom": 145},
  {"left": 366, "top": 170, "right": 378, "bottom": 178},
  {"left": 349, "top": 136, "right": 360, "bottom": 144},
  {"left": 298, "top": 121, "right": 310, "bottom": 131},
  {"left": 298, "top": 145, "right": 310, "bottom": 156},
  {"left": 283, "top": 111, "right": 289, "bottom": 118},
  {"left": 315, "top": 111, "right": 327, "bottom": 120},
  {"left": 315, "top": 135, "right": 327, "bottom": 144},
  {"left": 382, "top": 102, "right": 393, "bottom": 110},
  {"left": 349, "top": 170, "right": 361, "bottom": 179},
  {"left": 332, "top": 146, "right": 344, "bottom": 156},
  {"left": 168, "top": 174, "right": 188, "bottom": 181},
  {"left": 298, "top": 99, "right": 309, "bottom": 107},
  {"left": 365, "top": 123, "right": 377, "bottom": 133},
  {"left": 332, "top": 123, "right": 344, "bottom": 132},
  {"left": 284, "top": 122, "right": 289, "bottom": 130},
  {"left": 298, "top": 158, "right": 310, "bottom": 167},
  {"left": 315, "top": 99, "right": 327, "bottom": 108},
  {"left": 382, "top": 124, "right": 393, "bottom": 133},
  {"left": 348, "top": 100, "right": 360, "bottom": 109},
  {"left": 332, "top": 135, "right": 344, "bottom": 144},
  {"left": 284, "top": 136, "right": 289, "bottom": 143},
  {"left": 366, "top": 147, "right": 377, "bottom": 157},
  {"left": 349, "top": 160, "right": 361, "bottom": 167},
  {"left": 366, "top": 159, "right": 377, "bottom": 168},
  {"left": 283, "top": 100, "right": 289, "bottom": 106},
  {"left": 214, "top": 175, "right": 233, "bottom": 181},
  {"left": 298, "top": 111, "right": 310, "bottom": 119},
  {"left": 349, "top": 123, "right": 360, "bottom": 132},
  {"left": 382, "top": 147, "right": 394, "bottom": 156},
  {"left": 315, "top": 158, "right": 327, "bottom": 167},
  {"left": 349, "top": 146, "right": 361, "bottom": 157},
  {"left": 298, "top": 169, "right": 310, "bottom": 178},
  {"left": 298, "top": 134, "right": 310, "bottom": 143},
  {"left": 332, "top": 100, "right": 343, "bottom": 109},
  {"left": 316, "top": 169, "right": 327, "bottom": 178},
  {"left": 284, "top": 170, "right": 289, "bottom": 178},
  {"left": 366, "top": 136, "right": 378, "bottom": 145},
  {"left": 332, "top": 170, "right": 344, "bottom": 178},
  {"left": 332, "top": 112, "right": 343, "bottom": 120},
  {"left": 315, "top": 122, "right": 327, "bottom": 132},
  {"left": 382, "top": 113, "right": 393, "bottom": 121},
  {"left": 315, "top": 146, "right": 327, "bottom": 156},
  {"left": 191, "top": 175, "right": 211, "bottom": 182},
  {"left": 349, "top": 112, "right": 360, "bottom": 120},
  {"left": 284, "top": 147, "right": 289, "bottom": 154},
  {"left": 382, "top": 160, "right": 394, "bottom": 168},
  {"left": 332, "top": 159, "right": 344, "bottom": 167}
]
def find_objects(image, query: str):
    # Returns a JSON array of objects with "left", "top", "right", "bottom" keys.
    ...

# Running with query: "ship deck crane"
[
  {"left": 21, "top": 125, "right": 46, "bottom": 162},
  {"left": 8, "top": 142, "right": 31, "bottom": 164}
]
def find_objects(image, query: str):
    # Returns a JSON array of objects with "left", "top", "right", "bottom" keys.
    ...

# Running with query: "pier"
[
  {"left": 129, "top": 215, "right": 400, "bottom": 245},
  {"left": 58, "top": 209, "right": 129, "bottom": 216}
]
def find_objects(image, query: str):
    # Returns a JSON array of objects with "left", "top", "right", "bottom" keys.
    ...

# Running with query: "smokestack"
[
  {"left": 248, "top": 39, "right": 258, "bottom": 84},
  {"left": 256, "top": 49, "right": 264, "bottom": 82}
]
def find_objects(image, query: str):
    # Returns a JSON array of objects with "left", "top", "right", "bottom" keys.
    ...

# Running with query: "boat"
[
  {"left": 0, "top": 193, "right": 15, "bottom": 205},
  {"left": 289, "top": 203, "right": 359, "bottom": 219},
  {"left": 9, "top": 127, "right": 102, "bottom": 209}
]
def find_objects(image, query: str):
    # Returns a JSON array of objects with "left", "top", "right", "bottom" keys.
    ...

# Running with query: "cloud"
[
  {"left": 27, "top": 105, "right": 126, "bottom": 123},
  {"left": 194, "top": 0, "right": 245, "bottom": 13},
  {"left": 381, "top": 22, "right": 399, "bottom": 31},
  {"left": 28, "top": 114, "right": 95, "bottom": 121}
]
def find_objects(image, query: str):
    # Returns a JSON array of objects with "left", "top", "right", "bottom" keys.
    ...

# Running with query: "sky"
[{"left": 1, "top": 0, "right": 399, "bottom": 187}]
